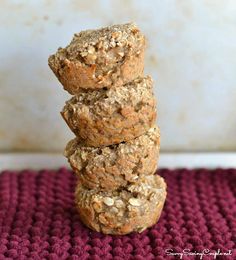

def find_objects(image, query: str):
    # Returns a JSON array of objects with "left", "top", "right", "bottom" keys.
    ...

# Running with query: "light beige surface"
[{"left": 0, "top": 0, "right": 236, "bottom": 152}]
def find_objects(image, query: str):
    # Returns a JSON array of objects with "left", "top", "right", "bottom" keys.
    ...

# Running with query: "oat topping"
[
  {"left": 128, "top": 198, "right": 141, "bottom": 206},
  {"left": 64, "top": 23, "right": 144, "bottom": 64},
  {"left": 50, "top": 23, "right": 145, "bottom": 75},
  {"left": 103, "top": 197, "right": 114, "bottom": 206}
]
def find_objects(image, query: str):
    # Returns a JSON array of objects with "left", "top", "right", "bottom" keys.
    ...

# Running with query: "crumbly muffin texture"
[
  {"left": 55, "top": 22, "right": 144, "bottom": 67},
  {"left": 61, "top": 76, "right": 156, "bottom": 147},
  {"left": 48, "top": 23, "right": 145, "bottom": 93},
  {"left": 75, "top": 174, "right": 167, "bottom": 235},
  {"left": 64, "top": 127, "right": 160, "bottom": 191},
  {"left": 49, "top": 22, "right": 165, "bottom": 235}
]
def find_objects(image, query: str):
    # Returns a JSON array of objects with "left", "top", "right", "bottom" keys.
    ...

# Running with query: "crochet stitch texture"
[{"left": 0, "top": 168, "right": 235, "bottom": 259}]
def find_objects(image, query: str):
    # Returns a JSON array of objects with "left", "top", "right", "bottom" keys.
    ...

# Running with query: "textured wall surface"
[{"left": 0, "top": 0, "right": 235, "bottom": 152}]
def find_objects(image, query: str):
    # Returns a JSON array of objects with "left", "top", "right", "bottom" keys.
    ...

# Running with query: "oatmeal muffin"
[
  {"left": 65, "top": 127, "right": 160, "bottom": 191},
  {"left": 61, "top": 76, "right": 156, "bottom": 147},
  {"left": 75, "top": 174, "right": 166, "bottom": 235},
  {"left": 48, "top": 23, "right": 145, "bottom": 94}
]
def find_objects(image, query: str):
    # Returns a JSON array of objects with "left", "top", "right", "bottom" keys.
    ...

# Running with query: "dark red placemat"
[{"left": 0, "top": 168, "right": 235, "bottom": 260}]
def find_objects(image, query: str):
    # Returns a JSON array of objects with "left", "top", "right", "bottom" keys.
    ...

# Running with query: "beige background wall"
[{"left": 0, "top": 0, "right": 235, "bottom": 152}]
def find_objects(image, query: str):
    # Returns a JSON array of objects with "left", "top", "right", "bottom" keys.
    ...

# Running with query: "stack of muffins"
[{"left": 48, "top": 23, "right": 167, "bottom": 235}]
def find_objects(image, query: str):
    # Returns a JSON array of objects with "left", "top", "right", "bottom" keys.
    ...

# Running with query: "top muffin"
[{"left": 48, "top": 23, "right": 146, "bottom": 94}]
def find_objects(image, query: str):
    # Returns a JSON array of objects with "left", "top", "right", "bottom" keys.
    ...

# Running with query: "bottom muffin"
[{"left": 75, "top": 174, "right": 167, "bottom": 235}]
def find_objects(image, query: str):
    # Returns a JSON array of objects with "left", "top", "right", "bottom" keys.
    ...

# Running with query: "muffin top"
[{"left": 52, "top": 23, "right": 145, "bottom": 66}]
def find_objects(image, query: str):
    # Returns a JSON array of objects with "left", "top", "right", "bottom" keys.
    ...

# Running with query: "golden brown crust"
[
  {"left": 61, "top": 76, "right": 156, "bottom": 147},
  {"left": 64, "top": 127, "right": 160, "bottom": 191},
  {"left": 48, "top": 23, "right": 145, "bottom": 94},
  {"left": 75, "top": 174, "right": 167, "bottom": 235}
]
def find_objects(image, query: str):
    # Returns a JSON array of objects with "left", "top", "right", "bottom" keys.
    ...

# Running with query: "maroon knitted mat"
[{"left": 0, "top": 168, "right": 235, "bottom": 260}]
